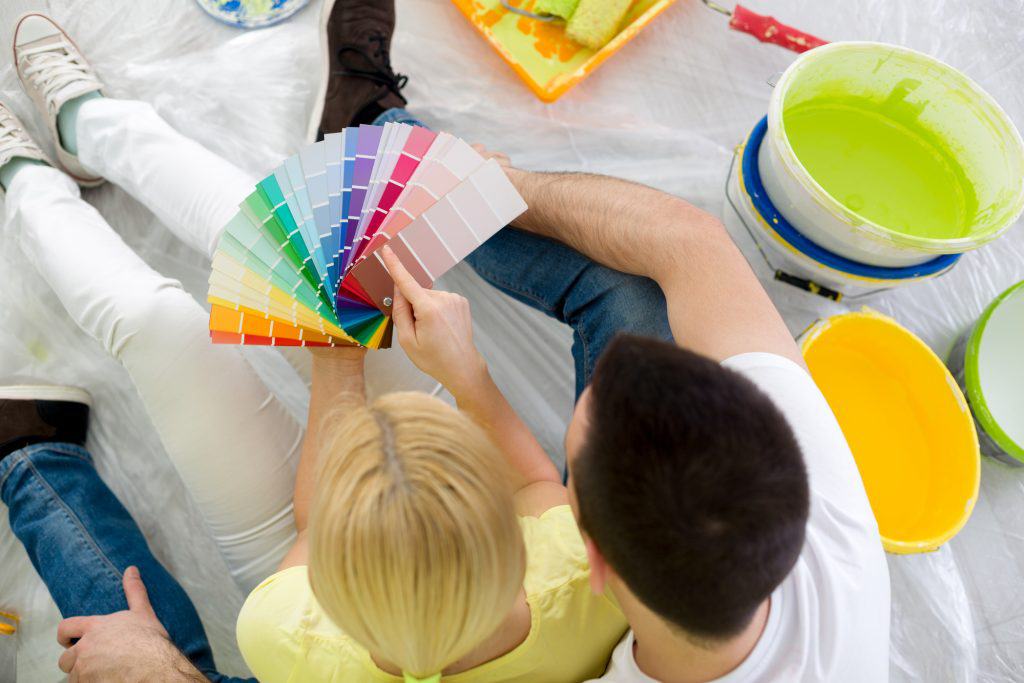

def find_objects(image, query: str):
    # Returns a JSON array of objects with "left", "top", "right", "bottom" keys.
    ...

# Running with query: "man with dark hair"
[
  {"left": 483, "top": 165, "right": 891, "bottom": 682},
  {"left": 575, "top": 336, "right": 810, "bottom": 641}
]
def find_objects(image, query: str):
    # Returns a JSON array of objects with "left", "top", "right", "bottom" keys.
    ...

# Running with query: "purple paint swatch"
[{"left": 342, "top": 125, "right": 384, "bottom": 271}]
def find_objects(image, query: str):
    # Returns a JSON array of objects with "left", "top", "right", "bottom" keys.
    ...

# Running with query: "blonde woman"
[{"left": 234, "top": 246, "right": 627, "bottom": 682}]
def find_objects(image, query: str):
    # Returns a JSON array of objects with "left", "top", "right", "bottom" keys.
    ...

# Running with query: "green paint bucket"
[
  {"left": 761, "top": 42, "right": 1024, "bottom": 267},
  {"left": 948, "top": 280, "right": 1024, "bottom": 465}
]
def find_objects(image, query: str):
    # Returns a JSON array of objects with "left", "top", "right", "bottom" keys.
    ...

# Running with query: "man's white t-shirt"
[{"left": 591, "top": 352, "right": 891, "bottom": 683}]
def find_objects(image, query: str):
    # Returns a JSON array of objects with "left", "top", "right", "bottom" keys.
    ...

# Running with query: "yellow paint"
[
  {"left": 801, "top": 310, "right": 979, "bottom": 553},
  {"left": 0, "top": 610, "right": 16, "bottom": 636}
]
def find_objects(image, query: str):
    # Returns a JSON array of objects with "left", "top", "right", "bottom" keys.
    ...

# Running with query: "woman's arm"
[
  {"left": 279, "top": 347, "right": 367, "bottom": 571},
  {"left": 383, "top": 247, "right": 564, "bottom": 499}
]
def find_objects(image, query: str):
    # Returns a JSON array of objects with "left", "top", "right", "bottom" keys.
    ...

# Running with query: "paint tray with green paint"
[{"left": 450, "top": 0, "right": 678, "bottom": 102}]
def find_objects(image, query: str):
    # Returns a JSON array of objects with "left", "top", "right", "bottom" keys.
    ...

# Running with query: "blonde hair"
[{"left": 308, "top": 392, "right": 526, "bottom": 679}]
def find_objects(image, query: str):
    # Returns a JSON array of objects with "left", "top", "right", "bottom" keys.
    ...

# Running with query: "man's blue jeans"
[
  {"left": 0, "top": 443, "right": 252, "bottom": 683},
  {"left": 374, "top": 108, "right": 673, "bottom": 397}
]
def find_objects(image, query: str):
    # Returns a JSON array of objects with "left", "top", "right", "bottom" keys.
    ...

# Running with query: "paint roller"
[
  {"left": 500, "top": 0, "right": 636, "bottom": 50},
  {"left": 502, "top": 0, "right": 826, "bottom": 53},
  {"left": 701, "top": 1, "right": 826, "bottom": 53}
]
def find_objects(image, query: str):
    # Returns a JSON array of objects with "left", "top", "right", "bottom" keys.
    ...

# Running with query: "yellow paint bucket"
[{"left": 800, "top": 310, "right": 980, "bottom": 553}]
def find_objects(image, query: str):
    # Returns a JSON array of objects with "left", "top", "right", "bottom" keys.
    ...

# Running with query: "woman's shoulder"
[
  {"left": 516, "top": 505, "right": 628, "bottom": 679},
  {"left": 236, "top": 566, "right": 365, "bottom": 682},
  {"left": 518, "top": 504, "right": 592, "bottom": 596}
]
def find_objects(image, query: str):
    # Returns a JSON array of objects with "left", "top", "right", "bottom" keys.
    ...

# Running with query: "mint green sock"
[
  {"left": 0, "top": 157, "right": 48, "bottom": 191},
  {"left": 57, "top": 91, "right": 103, "bottom": 156}
]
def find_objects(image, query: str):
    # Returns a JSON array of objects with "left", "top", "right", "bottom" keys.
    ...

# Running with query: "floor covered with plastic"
[{"left": 1, "top": 0, "right": 1022, "bottom": 680}]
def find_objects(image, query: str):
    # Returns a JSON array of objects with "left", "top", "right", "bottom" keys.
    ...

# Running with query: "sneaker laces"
[
  {"left": 18, "top": 39, "right": 101, "bottom": 115},
  {"left": 334, "top": 32, "right": 408, "bottom": 102},
  {"left": 0, "top": 109, "right": 39, "bottom": 159}
]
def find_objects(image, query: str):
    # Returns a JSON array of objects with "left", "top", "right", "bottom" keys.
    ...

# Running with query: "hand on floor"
[{"left": 56, "top": 566, "right": 205, "bottom": 682}]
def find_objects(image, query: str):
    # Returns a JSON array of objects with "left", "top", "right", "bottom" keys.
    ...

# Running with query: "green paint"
[{"left": 784, "top": 97, "right": 978, "bottom": 239}]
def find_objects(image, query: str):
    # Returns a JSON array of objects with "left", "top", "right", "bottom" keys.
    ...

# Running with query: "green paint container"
[
  {"left": 761, "top": 42, "right": 1024, "bottom": 268},
  {"left": 948, "top": 280, "right": 1024, "bottom": 465}
]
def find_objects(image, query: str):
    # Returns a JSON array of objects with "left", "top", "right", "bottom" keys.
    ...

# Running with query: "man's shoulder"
[{"left": 585, "top": 631, "right": 647, "bottom": 683}]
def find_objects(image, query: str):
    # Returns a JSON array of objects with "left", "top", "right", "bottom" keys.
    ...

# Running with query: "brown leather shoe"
[
  {"left": 0, "top": 384, "right": 90, "bottom": 459},
  {"left": 307, "top": 0, "right": 408, "bottom": 142}
]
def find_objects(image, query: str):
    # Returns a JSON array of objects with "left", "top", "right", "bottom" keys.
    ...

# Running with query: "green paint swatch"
[{"left": 784, "top": 98, "right": 978, "bottom": 239}]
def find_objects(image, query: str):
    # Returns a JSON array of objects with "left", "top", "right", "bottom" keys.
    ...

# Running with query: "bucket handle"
[{"left": 725, "top": 148, "right": 894, "bottom": 302}]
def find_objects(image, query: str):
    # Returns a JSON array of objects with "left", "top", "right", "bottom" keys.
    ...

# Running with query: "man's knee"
[{"left": 583, "top": 268, "right": 672, "bottom": 342}]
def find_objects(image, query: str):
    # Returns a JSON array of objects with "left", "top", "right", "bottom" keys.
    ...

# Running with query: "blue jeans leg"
[
  {"left": 465, "top": 229, "right": 673, "bottom": 398},
  {"left": 372, "top": 107, "right": 674, "bottom": 397},
  {"left": 372, "top": 107, "right": 424, "bottom": 127},
  {"left": 0, "top": 443, "right": 253, "bottom": 683}
]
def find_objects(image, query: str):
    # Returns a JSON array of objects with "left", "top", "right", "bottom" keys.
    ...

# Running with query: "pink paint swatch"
[{"left": 351, "top": 159, "right": 527, "bottom": 310}]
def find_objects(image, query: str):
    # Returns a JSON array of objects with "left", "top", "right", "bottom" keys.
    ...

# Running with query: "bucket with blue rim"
[{"left": 725, "top": 116, "right": 961, "bottom": 301}]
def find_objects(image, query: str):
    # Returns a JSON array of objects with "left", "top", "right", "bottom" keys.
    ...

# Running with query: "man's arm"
[
  {"left": 504, "top": 168, "right": 804, "bottom": 367},
  {"left": 279, "top": 347, "right": 367, "bottom": 571}
]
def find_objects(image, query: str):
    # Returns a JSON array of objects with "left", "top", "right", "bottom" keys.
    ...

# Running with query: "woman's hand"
[
  {"left": 310, "top": 344, "right": 367, "bottom": 386},
  {"left": 382, "top": 246, "right": 488, "bottom": 397},
  {"left": 309, "top": 344, "right": 367, "bottom": 362}
]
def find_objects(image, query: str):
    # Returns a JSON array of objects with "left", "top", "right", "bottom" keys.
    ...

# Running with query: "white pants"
[{"left": 5, "top": 98, "right": 301, "bottom": 593}]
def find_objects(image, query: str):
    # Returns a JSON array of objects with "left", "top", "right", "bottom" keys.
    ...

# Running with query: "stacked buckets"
[{"left": 728, "top": 42, "right": 1024, "bottom": 299}]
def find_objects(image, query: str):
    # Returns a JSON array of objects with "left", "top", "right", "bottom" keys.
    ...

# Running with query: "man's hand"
[
  {"left": 383, "top": 245, "right": 488, "bottom": 397},
  {"left": 471, "top": 143, "right": 511, "bottom": 170},
  {"left": 57, "top": 566, "right": 206, "bottom": 682}
]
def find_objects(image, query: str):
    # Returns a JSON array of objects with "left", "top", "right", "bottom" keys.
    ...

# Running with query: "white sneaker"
[
  {"left": 13, "top": 13, "right": 103, "bottom": 187},
  {"left": 0, "top": 103, "right": 52, "bottom": 199}
]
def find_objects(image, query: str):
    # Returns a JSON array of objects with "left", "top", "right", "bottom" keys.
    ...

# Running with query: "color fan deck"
[{"left": 207, "top": 124, "right": 527, "bottom": 349}]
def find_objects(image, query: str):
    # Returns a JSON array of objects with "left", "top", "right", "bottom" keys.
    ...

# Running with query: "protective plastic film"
[{"left": 2, "top": 0, "right": 1023, "bottom": 680}]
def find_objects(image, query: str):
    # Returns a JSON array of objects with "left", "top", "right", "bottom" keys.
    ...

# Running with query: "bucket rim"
[
  {"left": 742, "top": 117, "right": 961, "bottom": 279},
  {"left": 193, "top": 0, "right": 310, "bottom": 28},
  {"left": 799, "top": 308, "right": 981, "bottom": 554},
  {"left": 768, "top": 41, "right": 1024, "bottom": 252},
  {"left": 964, "top": 280, "right": 1024, "bottom": 464}
]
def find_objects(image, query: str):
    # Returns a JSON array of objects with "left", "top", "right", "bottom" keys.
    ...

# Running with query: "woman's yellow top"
[{"left": 236, "top": 505, "right": 626, "bottom": 682}]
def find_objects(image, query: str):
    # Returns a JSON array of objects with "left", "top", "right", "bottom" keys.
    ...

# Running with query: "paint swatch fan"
[{"left": 207, "top": 124, "right": 527, "bottom": 348}]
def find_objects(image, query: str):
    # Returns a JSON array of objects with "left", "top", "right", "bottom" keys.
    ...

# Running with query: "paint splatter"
[{"left": 510, "top": 0, "right": 581, "bottom": 61}]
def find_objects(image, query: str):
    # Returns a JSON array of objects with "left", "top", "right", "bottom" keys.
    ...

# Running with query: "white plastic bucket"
[
  {"left": 760, "top": 42, "right": 1024, "bottom": 267},
  {"left": 726, "top": 117, "right": 960, "bottom": 300}
]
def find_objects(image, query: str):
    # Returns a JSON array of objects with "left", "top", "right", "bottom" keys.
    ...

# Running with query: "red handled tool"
[{"left": 702, "top": 1, "right": 827, "bottom": 53}]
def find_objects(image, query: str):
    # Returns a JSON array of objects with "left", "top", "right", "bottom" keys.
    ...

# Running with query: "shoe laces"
[
  {"left": 0, "top": 109, "right": 39, "bottom": 159},
  {"left": 18, "top": 38, "right": 101, "bottom": 115},
  {"left": 334, "top": 31, "right": 409, "bottom": 101}
]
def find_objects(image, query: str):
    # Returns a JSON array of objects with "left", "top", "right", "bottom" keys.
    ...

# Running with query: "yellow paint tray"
[{"left": 450, "top": 0, "right": 678, "bottom": 102}]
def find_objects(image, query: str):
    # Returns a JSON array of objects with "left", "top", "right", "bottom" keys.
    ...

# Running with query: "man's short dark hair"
[{"left": 574, "top": 335, "right": 810, "bottom": 641}]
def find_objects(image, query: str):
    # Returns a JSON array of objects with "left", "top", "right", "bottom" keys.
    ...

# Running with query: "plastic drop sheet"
[{"left": 1, "top": 0, "right": 1023, "bottom": 680}]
